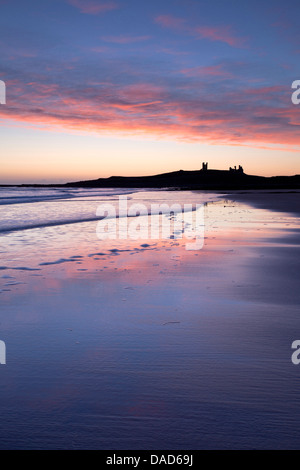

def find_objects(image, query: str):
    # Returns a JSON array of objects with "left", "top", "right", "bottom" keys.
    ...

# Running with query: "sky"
[{"left": 0, "top": 0, "right": 299, "bottom": 183}]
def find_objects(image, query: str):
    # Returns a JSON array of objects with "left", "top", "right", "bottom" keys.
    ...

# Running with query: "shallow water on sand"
[{"left": 0, "top": 189, "right": 299, "bottom": 449}]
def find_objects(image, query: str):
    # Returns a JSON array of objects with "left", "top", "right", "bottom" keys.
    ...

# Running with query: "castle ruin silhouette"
[{"left": 201, "top": 162, "right": 243, "bottom": 173}]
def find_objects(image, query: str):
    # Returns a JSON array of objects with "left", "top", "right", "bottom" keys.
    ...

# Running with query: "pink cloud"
[
  {"left": 102, "top": 35, "right": 151, "bottom": 44},
  {"left": 195, "top": 26, "right": 245, "bottom": 47},
  {"left": 243, "top": 85, "right": 285, "bottom": 96},
  {"left": 111, "top": 101, "right": 163, "bottom": 111},
  {"left": 155, "top": 14, "right": 246, "bottom": 48},
  {"left": 119, "top": 83, "right": 165, "bottom": 100},
  {"left": 181, "top": 64, "right": 233, "bottom": 78},
  {"left": 67, "top": 0, "right": 118, "bottom": 15},
  {"left": 155, "top": 15, "right": 186, "bottom": 30}
]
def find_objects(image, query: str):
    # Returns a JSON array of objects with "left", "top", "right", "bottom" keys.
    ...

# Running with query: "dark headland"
[
  {"left": 3, "top": 163, "right": 300, "bottom": 190},
  {"left": 65, "top": 163, "right": 300, "bottom": 190}
]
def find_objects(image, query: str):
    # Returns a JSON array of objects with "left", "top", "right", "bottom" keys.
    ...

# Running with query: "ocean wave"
[
  {"left": 0, "top": 187, "right": 140, "bottom": 206},
  {"left": 0, "top": 188, "right": 217, "bottom": 234}
]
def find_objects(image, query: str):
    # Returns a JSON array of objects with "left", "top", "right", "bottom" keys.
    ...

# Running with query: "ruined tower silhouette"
[{"left": 229, "top": 165, "right": 244, "bottom": 173}]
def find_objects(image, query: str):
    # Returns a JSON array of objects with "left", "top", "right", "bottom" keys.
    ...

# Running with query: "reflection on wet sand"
[{"left": 0, "top": 196, "right": 300, "bottom": 449}]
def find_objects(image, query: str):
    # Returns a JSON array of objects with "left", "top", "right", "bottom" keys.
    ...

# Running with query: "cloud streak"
[
  {"left": 67, "top": 0, "right": 118, "bottom": 15},
  {"left": 180, "top": 64, "right": 233, "bottom": 78},
  {"left": 102, "top": 35, "right": 151, "bottom": 44},
  {"left": 195, "top": 26, "right": 246, "bottom": 47},
  {"left": 155, "top": 14, "right": 246, "bottom": 47}
]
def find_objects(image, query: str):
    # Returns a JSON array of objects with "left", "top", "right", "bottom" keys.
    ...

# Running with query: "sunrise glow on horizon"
[{"left": 0, "top": 0, "right": 299, "bottom": 184}]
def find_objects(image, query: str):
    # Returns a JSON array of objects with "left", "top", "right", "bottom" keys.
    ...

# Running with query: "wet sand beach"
[
  {"left": 0, "top": 189, "right": 299, "bottom": 449},
  {"left": 224, "top": 189, "right": 300, "bottom": 216}
]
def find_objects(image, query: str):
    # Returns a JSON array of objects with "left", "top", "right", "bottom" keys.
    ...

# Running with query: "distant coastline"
[{"left": 2, "top": 166, "right": 300, "bottom": 190}]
